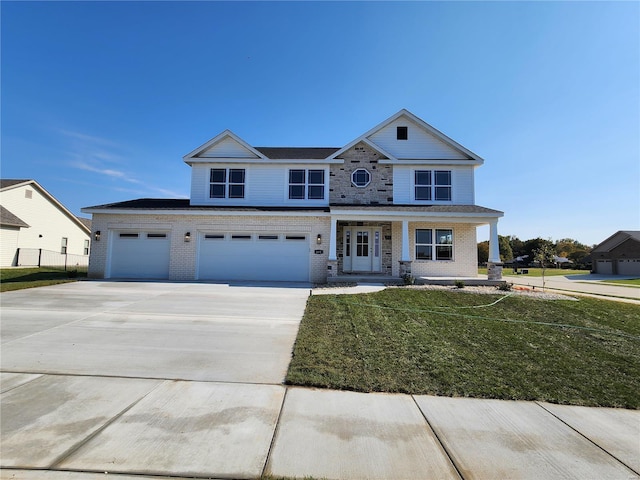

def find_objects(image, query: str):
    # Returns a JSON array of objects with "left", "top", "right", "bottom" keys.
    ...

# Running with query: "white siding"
[
  {"left": 369, "top": 118, "right": 469, "bottom": 160},
  {"left": 197, "top": 136, "right": 259, "bottom": 158},
  {"left": 0, "top": 185, "right": 89, "bottom": 257},
  {"left": 0, "top": 226, "right": 20, "bottom": 266},
  {"left": 190, "top": 163, "right": 330, "bottom": 207},
  {"left": 393, "top": 166, "right": 475, "bottom": 204}
]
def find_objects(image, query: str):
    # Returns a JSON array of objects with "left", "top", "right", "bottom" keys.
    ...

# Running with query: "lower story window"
[{"left": 415, "top": 228, "right": 453, "bottom": 261}]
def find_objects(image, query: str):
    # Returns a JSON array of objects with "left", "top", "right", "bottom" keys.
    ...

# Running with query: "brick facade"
[
  {"left": 329, "top": 142, "right": 393, "bottom": 205},
  {"left": 88, "top": 213, "right": 330, "bottom": 283}
]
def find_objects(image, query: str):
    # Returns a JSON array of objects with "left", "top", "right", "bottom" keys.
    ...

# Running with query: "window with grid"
[
  {"left": 414, "top": 170, "right": 451, "bottom": 201},
  {"left": 415, "top": 229, "right": 453, "bottom": 261},
  {"left": 289, "top": 169, "right": 325, "bottom": 200},
  {"left": 61, "top": 237, "right": 68, "bottom": 255},
  {"left": 210, "top": 168, "right": 245, "bottom": 199},
  {"left": 83, "top": 239, "right": 90, "bottom": 255}
]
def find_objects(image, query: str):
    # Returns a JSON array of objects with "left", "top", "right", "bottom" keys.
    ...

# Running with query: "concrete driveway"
[
  {"left": 1, "top": 280, "right": 310, "bottom": 383},
  {"left": 2, "top": 281, "right": 638, "bottom": 480}
]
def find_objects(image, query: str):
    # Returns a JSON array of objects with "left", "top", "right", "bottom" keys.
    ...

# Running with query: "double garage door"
[
  {"left": 596, "top": 259, "right": 640, "bottom": 275},
  {"left": 108, "top": 230, "right": 310, "bottom": 281},
  {"left": 198, "top": 232, "right": 310, "bottom": 282}
]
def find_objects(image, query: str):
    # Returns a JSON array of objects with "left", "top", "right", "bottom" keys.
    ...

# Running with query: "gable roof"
[
  {"left": 0, "top": 206, "right": 29, "bottom": 228},
  {"left": 183, "top": 130, "right": 269, "bottom": 164},
  {"left": 328, "top": 109, "right": 484, "bottom": 164},
  {"left": 592, "top": 230, "right": 640, "bottom": 253},
  {"left": 0, "top": 179, "right": 91, "bottom": 235}
]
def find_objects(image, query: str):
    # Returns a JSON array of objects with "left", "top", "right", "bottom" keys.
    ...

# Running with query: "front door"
[{"left": 343, "top": 227, "right": 382, "bottom": 272}]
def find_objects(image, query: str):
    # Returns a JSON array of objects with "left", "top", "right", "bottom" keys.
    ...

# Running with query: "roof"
[
  {"left": 82, "top": 198, "right": 502, "bottom": 218},
  {"left": 0, "top": 179, "right": 91, "bottom": 235},
  {"left": 254, "top": 147, "right": 340, "bottom": 160},
  {"left": 83, "top": 198, "right": 330, "bottom": 213},
  {"left": 592, "top": 230, "right": 640, "bottom": 253},
  {"left": 0, "top": 179, "right": 32, "bottom": 190},
  {"left": 330, "top": 204, "right": 504, "bottom": 215},
  {"left": 0, "top": 206, "right": 29, "bottom": 228},
  {"left": 76, "top": 216, "right": 92, "bottom": 230}
]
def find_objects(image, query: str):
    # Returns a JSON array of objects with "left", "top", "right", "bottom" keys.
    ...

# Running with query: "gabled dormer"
[
  {"left": 328, "top": 109, "right": 482, "bottom": 206},
  {"left": 183, "top": 130, "right": 268, "bottom": 164}
]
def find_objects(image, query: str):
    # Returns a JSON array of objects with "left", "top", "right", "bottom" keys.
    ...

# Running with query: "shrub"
[
  {"left": 67, "top": 269, "right": 78, "bottom": 278},
  {"left": 454, "top": 280, "right": 465, "bottom": 289},
  {"left": 497, "top": 282, "right": 512, "bottom": 291}
]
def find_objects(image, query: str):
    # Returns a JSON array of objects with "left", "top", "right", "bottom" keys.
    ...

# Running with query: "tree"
[
  {"left": 477, "top": 241, "right": 489, "bottom": 265},
  {"left": 498, "top": 235, "right": 513, "bottom": 263},
  {"left": 533, "top": 242, "right": 556, "bottom": 291}
]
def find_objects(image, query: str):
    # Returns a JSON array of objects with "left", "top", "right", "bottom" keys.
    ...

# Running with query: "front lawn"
[
  {"left": 601, "top": 278, "right": 640, "bottom": 287},
  {"left": 0, "top": 267, "right": 86, "bottom": 292},
  {"left": 286, "top": 288, "right": 640, "bottom": 408},
  {"left": 479, "top": 267, "right": 586, "bottom": 277}
]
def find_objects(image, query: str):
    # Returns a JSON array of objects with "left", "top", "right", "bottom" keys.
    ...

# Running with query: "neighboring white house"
[
  {"left": 83, "top": 109, "right": 504, "bottom": 282},
  {"left": 0, "top": 179, "right": 92, "bottom": 267}
]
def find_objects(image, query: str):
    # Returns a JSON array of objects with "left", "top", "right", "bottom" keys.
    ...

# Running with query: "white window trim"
[
  {"left": 287, "top": 168, "right": 326, "bottom": 201},
  {"left": 414, "top": 227, "right": 454, "bottom": 262},
  {"left": 209, "top": 168, "right": 246, "bottom": 199},
  {"left": 413, "top": 169, "right": 453, "bottom": 203},
  {"left": 351, "top": 168, "right": 371, "bottom": 188}
]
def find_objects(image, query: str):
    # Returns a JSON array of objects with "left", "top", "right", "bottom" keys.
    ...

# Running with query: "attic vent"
[
  {"left": 25, "top": 190, "right": 32, "bottom": 199},
  {"left": 397, "top": 126, "right": 408, "bottom": 140}
]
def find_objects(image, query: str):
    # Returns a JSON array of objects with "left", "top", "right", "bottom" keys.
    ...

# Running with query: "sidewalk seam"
[
  {"left": 411, "top": 395, "right": 465, "bottom": 480},
  {"left": 534, "top": 402, "right": 640, "bottom": 476},
  {"left": 47, "top": 379, "right": 167, "bottom": 469},
  {"left": 261, "top": 386, "right": 289, "bottom": 478}
]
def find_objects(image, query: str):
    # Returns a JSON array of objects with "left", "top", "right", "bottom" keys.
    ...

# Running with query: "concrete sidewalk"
[
  {"left": 1, "top": 281, "right": 639, "bottom": 480},
  {"left": 2, "top": 373, "right": 638, "bottom": 480},
  {"left": 506, "top": 273, "right": 640, "bottom": 304}
]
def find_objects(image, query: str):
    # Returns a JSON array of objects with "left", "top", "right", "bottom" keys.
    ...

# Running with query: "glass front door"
[{"left": 343, "top": 227, "right": 381, "bottom": 272}]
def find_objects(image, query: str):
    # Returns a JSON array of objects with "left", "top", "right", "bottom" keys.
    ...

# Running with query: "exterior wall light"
[
  {"left": 184, "top": 232, "right": 191, "bottom": 242},
  {"left": 94, "top": 231, "right": 101, "bottom": 241},
  {"left": 316, "top": 234, "right": 322, "bottom": 245}
]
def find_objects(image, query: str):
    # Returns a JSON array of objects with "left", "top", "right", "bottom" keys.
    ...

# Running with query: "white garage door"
[
  {"left": 596, "top": 260, "right": 613, "bottom": 275},
  {"left": 618, "top": 259, "right": 640, "bottom": 275},
  {"left": 198, "top": 232, "right": 310, "bottom": 282},
  {"left": 109, "top": 231, "right": 170, "bottom": 279}
]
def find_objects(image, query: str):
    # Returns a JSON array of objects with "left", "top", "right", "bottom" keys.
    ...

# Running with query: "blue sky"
[{"left": 2, "top": 1, "right": 638, "bottom": 245}]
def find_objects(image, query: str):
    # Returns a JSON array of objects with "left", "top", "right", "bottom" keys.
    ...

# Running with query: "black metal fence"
[{"left": 16, "top": 248, "right": 89, "bottom": 271}]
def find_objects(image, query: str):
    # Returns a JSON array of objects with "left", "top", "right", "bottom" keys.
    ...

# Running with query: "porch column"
[
  {"left": 487, "top": 219, "right": 503, "bottom": 281},
  {"left": 488, "top": 219, "right": 500, "bottom": 263},
  {"left": 329, "top": 216, "right": 338, "bottom": 260},
  {"left": 327, "top": 216, "right": 338, "bottom": 278},
  {"left": 401, "top": 220, "right": 410, "bottom": 261}
]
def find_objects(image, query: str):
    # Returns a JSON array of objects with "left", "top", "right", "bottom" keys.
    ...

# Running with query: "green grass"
[
  {"left": 600, "top": 278, "right": 640, "bottom": 287},
  {"left": 1, "top": 267, "right": 86, "bottom": 292},
  {"left": 479, "top": 267, "right": 586, "bottom": 277},
  {"left": 286, "top": 289, "right": 640, "bottom": 408}
]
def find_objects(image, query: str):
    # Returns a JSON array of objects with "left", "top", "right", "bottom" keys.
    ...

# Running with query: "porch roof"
[{"left": 330, "top": 204, "right": 503, "bottom": 218}]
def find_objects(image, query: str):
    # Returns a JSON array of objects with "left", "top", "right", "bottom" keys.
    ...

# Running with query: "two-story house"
[{"left": 83, "top": 110, "right": 504, "bottom": 282}]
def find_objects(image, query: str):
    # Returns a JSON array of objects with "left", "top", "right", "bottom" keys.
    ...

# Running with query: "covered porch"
[{"left": 325, "top": 205, "right": 504, "bottom": 282}]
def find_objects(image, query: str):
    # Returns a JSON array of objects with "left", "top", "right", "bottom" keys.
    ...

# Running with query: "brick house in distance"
[{"left": 83, "top": 110, "right": 504, "bottom": 282}]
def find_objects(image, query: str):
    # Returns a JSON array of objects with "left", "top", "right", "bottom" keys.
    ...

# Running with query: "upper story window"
[
  {"left": 397, "top": 126, "right": 408, "bottom": 140},
  {"left": 351, "top": 168, "right": 371, "bottom": 188},
  {"left": 210, "top": 168, "right": 245, "bottom": 199},
  {"left": 415, "top": 170, "right": 452, "bottom": 201},
  {"left": 289, "top": 169, "right": 325, "bottom": 200}
]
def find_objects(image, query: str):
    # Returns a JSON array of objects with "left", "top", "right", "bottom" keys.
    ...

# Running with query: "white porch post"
[
  {"left": 488, "top": 219, "right": 500, "bottom": 263},
  {"left": 329, "top": 216, "right": 338, "bottom": 261},
  {"left": 401, "top": 220, "right": 410, "bottom": 261}
]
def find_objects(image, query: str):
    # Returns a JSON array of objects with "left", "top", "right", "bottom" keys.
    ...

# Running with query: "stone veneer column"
[{"left": 487, "top": 219, "right": 502, "bottom": 280}]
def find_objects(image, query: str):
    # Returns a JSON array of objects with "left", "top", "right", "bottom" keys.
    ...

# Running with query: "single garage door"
[
  {"left": 109, "top": 231, "right": 170, "bottom": 279},
  {"left": 198, "top": 232, "right": 310, "bottom": 281},
  {"left": 618, "top": 259, "right": 640, "bottom": 275},
  {"left": 596, "top": 260, "right": 613, "bottom": 275}
]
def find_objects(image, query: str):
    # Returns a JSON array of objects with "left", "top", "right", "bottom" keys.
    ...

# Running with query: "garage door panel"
[
  {"left": 618, "top": 259, "right": 640, "bottom": 275},
  {"left": 198, "top": 234, "right": 309, "bottom": 282},
  {"left": 110, "top": 232, "right": 170, "bottom": 279}
]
